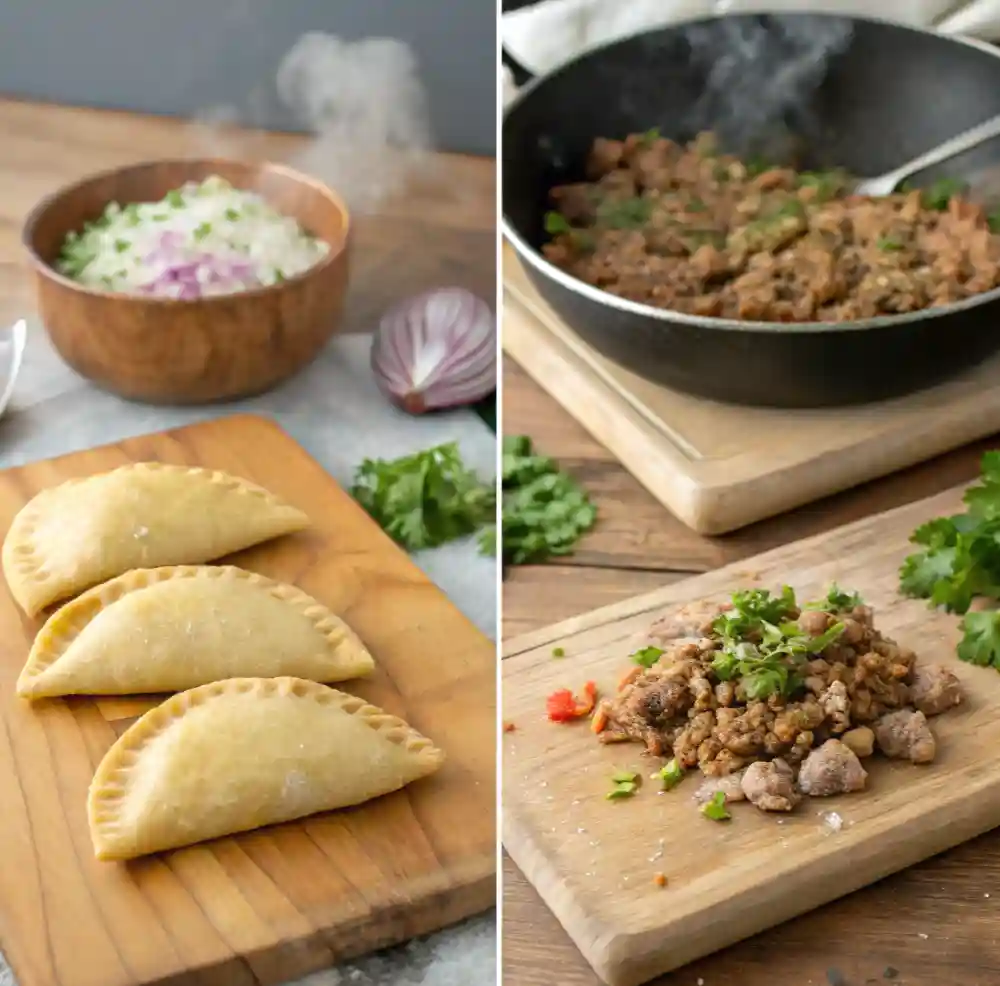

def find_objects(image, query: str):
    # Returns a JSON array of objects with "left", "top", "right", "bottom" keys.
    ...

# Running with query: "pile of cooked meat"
[
  {"left": 592, "top": 586, "right": 963, "bottom": 815},
  {"left": 542, "top": 130, "right": 1000, "bottom": 322}
]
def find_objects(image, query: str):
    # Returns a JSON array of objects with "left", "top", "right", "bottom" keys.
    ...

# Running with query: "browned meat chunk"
[
  {"left": 840, "top": 726, "right": 875, "bottom": 758},
  {"left": 648, "top": 599, "right": 728, "bottom": 642},
  {"left": 798, "top": 739, "right": 868, "bottom": 796},
  {"left": 909, "top": 664, "right": 963, "bottom": 717},
  {"left": 874, "top": 709, "right": 936, "bottom": 764},
  {"left": 741, "top": 759, "right": 801, "bottom": 812},
  {"left": 693, "top": 770, "right": 747, "bottom": 806}
]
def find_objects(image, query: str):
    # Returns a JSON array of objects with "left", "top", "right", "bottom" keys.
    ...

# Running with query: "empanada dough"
[
  {"left": 2, "top": 462, "right": 309, "bottom": 615},
  {"left": 18, "top": 566, "right": 374, "bottom": 699},
  {"left": 88, "top": 677, "right": 445, "bottom": 860}
]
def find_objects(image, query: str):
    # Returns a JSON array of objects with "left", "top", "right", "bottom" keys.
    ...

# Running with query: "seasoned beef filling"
[
  {"left": 542, "top": 130, "right": 1000, "bottom": 323},
  {"left": 592, "top": 585, "right": 965, "bottom": 815}
]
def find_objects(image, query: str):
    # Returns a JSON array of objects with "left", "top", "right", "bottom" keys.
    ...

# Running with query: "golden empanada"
[
  {"left": 88, "top": 677, "right": 445, "bottom": 860},
  {"left": 17, "top": 566, "right": 374, "bottom": 699},
  {"left": 2, "top": 462, "right": 309, "bottom": 615}
]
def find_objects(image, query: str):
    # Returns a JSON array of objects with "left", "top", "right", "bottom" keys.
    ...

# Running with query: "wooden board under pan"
[
  {"left": 0, "top": 414, "right": 496, "bottom": 986},
  {"left": 503, "top": 242, "right": 1000, "bottom": 534}
]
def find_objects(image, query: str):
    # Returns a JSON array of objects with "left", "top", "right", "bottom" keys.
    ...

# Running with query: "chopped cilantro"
[
  {"left": 654, "top": 759, "right": 684, "bottom": 790},
  {"left": 701, "top": 790, "right": 731, "bottom": 821},
  {"left": 639, "top": 127, "right": 662, "bottom": 146},
  {"left": 607, "top": 770, "right": 639, "bottom": 800},
  {"left": 877, "top": 236, "right": 904, "bottom": 251},
  {"left": 225, "top": 207, "right": 241, "bottom": 221},
  {"left": 806, "top": 584, "right": 863, "bottom": 612},
  {"left": 596, "top": 196, "right": 653, "bottom": 230},
  {"left": 630, "top": 645, "right": 664, "bottom": 669},
  {"left": 745, "top": 155, "right": 772, "bottom": 178},
  {"left": 499, "top": 435, "right": 597, "bottom": 565},
  {"left": 114, "top": 238, "right": 130, "bottom": 253},
  {"left": 544, "top": 211, "right": 573, "bottom": 236},
  {"left": 351, "top": 443, "right": 495, "bottom": 553},
  {"left": 165, "top": 189, "right": 184, "bottom": 208},
  {"left": 921, "top": 177, "right": 966, "bottom": 211},
  {"left": 193, "top": 222, "right": 212, "bottom": 241}
]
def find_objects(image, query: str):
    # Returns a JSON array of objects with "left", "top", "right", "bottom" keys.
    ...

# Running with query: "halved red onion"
[{"left": 371, "top": 287, "right": 496, "bottom": 413}]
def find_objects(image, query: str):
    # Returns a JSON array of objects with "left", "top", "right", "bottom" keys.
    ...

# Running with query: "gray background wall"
[{"left": 0, "top": 0, "right": 496, "bottom": 155}]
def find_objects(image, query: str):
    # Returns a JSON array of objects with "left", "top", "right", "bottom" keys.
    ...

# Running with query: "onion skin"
[{"left": 371, "top": 286, "right": 496, "bottom": 413}]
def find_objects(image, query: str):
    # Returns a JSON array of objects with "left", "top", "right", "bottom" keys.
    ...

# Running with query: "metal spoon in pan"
[{"left": 855, "top": 112, "right": 1000, "bottom": 196}]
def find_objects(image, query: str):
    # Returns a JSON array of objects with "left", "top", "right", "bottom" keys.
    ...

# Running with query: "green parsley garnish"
[
  {"left": 805, "top": 584, "right": 863, "bottom": 612},
  {"left": 351, "top": 443, "right": 495, "bottom": 553},
  {"left": 607, "top": 770, "right": 639, "bottom": 800},
  {"left": 630, "top": 645, "right": 664, "bottom": 669},
  {"left": 552, "top": 646, "right": 566, "bottom": 658},
  {"left": 225, "top": 207, "right": 241, "bottom": 221},
  {"left": 701, "top": 790, "right": 731, "bottom": 821},
  {"left": 920, "top": 177, "right": 966, "bottom": 211},
  {"left": 876, "top": 236, "right": 904, "bottom": 251},
  {"left": 193, "top": 222, "right": 212, "bottom": 241},
  {"left": 639, "top": 127, "right": 662, "bottom": 146},
  {"left": 544, "top": 211, "right": 573, "bottom": 236},
  {"left": 709, "top": 586, "right": 846, "bottom": 699},
  {"left": 957, "top": 610, "right": 1000, "bottom": 668},
  {"left": 498, "top": 435, "right": 597, "bottom": 565},
  {"left": 165, "top": 189, "right": 184, "bottom": 208},
  {"left": 654, "top": 759, "right": 684, "bottom": 791},
  {"left": 114, "top": 238, "right": 130, "bottom": 253}
]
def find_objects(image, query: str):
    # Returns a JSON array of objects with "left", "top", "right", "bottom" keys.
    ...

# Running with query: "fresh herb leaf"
[
  {"left": 165, "top": 189, "right": 184, "bottom": 208},
  {"left": 351, "top": 443, "right": 495, "bottom": 552},
  {"left": 654, "top": 759, "right": 684, "bottom": 790},
  {"left": 630, "top": 645, "right": 664, "bottom": 669},
  {"left": 552, "top": 646, "right": 566, "bottom": 658},
  {"left": 877, "top": 236, "right": 904, "bottom": 251},
  {"left": 745, "top": 156, "right": 772, "bottom": 178},
  {"left": 701, "top": 790, "right": 731, "bottom": 821},
  {"left": 806, "top": 584, "right": 863, "bottom": 612},
  {"left": 114, "top": 238, "right": 130, "bottom": 253},
  {"left": 607, "top": 770, "right": 639, "bottom": 800},
  {"left": 957, "top": 610, "right": 1000, "bottom": 668},
  {"left": 225, "top": 207, "right": 241, "bottom": 221},
  {"left": 193, "top": 221, "right": 212, "bottom": 241},
  {"left": 596, "top": 196, "right": 653, "bottom": 230},
  {"left": 921, "top": 177, "right": 966, "bottom": 211},
  {"left": 639, "top": 127, "right": 661, "bottom": 147},
  {"left": 500, "top": 435, "right": 597, "bottom": 565},
  {"left": 544, "top": 211, "right": 573, "bottom": 236}
]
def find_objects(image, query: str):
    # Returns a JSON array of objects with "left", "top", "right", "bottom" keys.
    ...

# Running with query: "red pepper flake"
[
  {"left": 546, "top": 681, "right": 598, "bottom": 722},
  {"left": 653, "top": 872, "right": 668, "bottom": 888},
  {"left": 503, "top": 720, "right": 516, "bottom": 733}
]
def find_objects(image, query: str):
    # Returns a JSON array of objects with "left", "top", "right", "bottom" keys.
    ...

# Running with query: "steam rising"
[
  {"left": 681, "top": 14, "right": 854, "bottom": 151},
  {"left": 276, "top": 33, "right": 433, "bottom": 210},
  {"left": 191, "top": 32, "right": 434, "bottom": 212}
]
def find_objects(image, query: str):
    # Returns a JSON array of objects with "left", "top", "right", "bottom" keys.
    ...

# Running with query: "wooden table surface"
[
  {"left": 502, "top": 356, "right": 1000, "bottom": 986},
  {"left": 0, "top": 97, "right": 496, "bottom": 333}
]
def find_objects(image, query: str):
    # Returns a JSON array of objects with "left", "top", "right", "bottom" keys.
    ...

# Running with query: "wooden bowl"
[{"left": 23, "top": 159, "right": 351, "bottom": 404}]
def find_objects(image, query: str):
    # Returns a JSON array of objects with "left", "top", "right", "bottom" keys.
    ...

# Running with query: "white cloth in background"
[{"left": 502, "top": 0, "right": 1000, "bottom": 97}]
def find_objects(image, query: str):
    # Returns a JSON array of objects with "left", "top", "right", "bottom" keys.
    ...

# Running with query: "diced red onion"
[{"left": 371, "top": 287, "right": 496, "bottom": 413}]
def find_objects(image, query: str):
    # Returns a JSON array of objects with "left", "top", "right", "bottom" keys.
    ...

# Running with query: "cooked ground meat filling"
[
  {"left": 593, "top": 585, "right": 964, "bottom": 814},
  {"left": 542, "top": 130, "right": 1000, "bottom": 322}
]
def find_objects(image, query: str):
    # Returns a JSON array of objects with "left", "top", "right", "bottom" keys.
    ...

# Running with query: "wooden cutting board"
[
  {"left": 503, "top": 243, "right": 1000, "bottom": 534},
  {"left": 502, "top": 480, "right": 1000, "bottom": 986},
  {"left": 0, "top": 414, "right": 496, "bottom": 986}
]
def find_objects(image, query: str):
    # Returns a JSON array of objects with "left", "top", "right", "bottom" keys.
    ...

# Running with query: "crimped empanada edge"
[
  {"left": 87, "top": 676, "right": 444, "bottom": 858},
  {"left": 2, "top": 462, "right": 309, "bottom": 617},
  {"left": 19, "top": 564, "right": 374, "bottom": 696}
]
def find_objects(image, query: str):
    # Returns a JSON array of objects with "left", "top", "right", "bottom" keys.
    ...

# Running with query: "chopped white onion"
[{"left": 371, "top": 287, "right": 496, "bottom": 413}]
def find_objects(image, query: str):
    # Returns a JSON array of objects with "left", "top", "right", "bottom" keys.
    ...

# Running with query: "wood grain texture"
[
  {"left": 504, "top": 244, "right": 1000, "bottom": 534},
  {"left": 502, "top": 485, "right": 1000, "bottom": 986},
  {"left": 503, "top": 357, "right": 994, "bottom": 574},
  {"left": 0, "top": 414, "right": 496, "bottom": 986},
  {"left": 25, "top": 160, "right": 351, "bottom": 405},
  {"left": 0, "top": 98, "right": 495, "bottom": 335}
]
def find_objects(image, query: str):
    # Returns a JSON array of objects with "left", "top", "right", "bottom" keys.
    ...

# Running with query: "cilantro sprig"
[
  {"left": 499, "top": 435, "right": 597, "bottom": 565},
  {"left": 899, "top": 451, "right": 1000, "bottom": 669},
  {"left": 709, "top": 586, "right": 848, "bottom": 700},
  {"left": 351, "top": 442, "right": 495, "bottom": 552}
]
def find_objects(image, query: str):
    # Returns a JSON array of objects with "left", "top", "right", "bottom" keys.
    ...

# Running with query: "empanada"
[
  {"left": 3, "top": 462, "right": 309, "bottom": 615},
  {"left": 18, "top": 566, "right": 374, "bottom": 699},
  {"left": 88, "top": 677, "right": 445, "bottom": 860}
]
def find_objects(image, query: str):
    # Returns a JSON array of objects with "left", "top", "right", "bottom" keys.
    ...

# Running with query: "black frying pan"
[{"left": 502, "top": 12, "right": 1000, "bottom": 407}]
